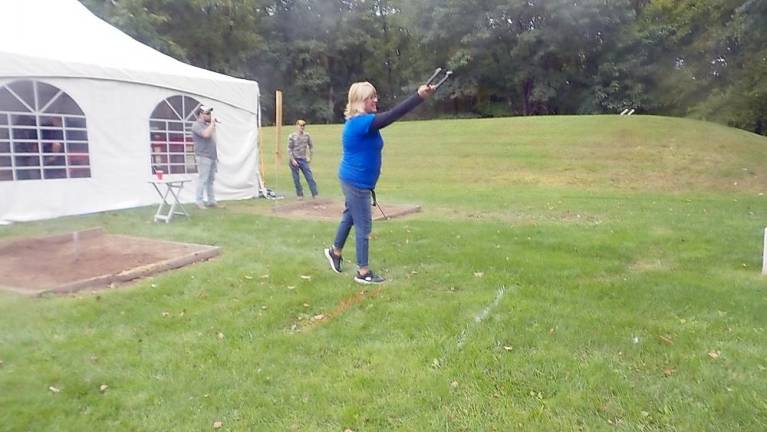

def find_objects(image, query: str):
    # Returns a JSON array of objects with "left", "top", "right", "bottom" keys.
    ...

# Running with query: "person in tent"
[{"left": 191, "top": 105, "right": 222, "bottom": 209}]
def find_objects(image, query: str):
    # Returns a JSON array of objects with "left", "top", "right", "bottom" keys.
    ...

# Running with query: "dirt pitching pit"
[
  {"left": 0, "top": 228, "right": 220, "bottom": 296},
  {"left": 271, "top": 198, "right": 421, "bottom": 221}
]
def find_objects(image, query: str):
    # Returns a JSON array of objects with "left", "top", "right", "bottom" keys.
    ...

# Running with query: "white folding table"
[{"left": 148, "top": 179, "right": 191, "bottom": 223}]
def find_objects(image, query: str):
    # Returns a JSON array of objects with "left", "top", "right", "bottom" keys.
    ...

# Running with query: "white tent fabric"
[{"left": 0, "top": 0, "right": 261, "bottom": 223}]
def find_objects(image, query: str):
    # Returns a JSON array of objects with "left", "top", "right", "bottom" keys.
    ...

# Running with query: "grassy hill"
[{"left": 1, "top": 115, "right": 766, "bottom": 430}]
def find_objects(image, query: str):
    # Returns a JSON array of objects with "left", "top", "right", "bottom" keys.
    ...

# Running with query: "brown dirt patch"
[
  {"left": 289, "top": 286, "right": 384, "bottom": 333},
  {"left": 271, "top": 198, "right": 421, "bottom": 221},
  {"left": 0, "top": 228, "right": 220, "bottom": 296}
]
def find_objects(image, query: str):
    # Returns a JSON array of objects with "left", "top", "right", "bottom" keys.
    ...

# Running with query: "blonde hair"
[{"left": 344, "top": 82, "right": 377, "bottom": 119}]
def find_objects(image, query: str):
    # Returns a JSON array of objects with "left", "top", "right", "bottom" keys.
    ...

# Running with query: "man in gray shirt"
[
  {"left": 191, "top": 105, "right": 221, "bottom": 208},
  {"left": 288, "top": 119, "right": 318, "bottom": 199}
]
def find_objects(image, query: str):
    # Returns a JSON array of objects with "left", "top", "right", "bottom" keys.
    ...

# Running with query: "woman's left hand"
[{"left": 418, "top": 84, "right": 436, "bottom": 99}]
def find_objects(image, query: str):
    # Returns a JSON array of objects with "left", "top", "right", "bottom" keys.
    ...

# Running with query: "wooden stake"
[{"left": 275, "top": 90, "right": 283, "bottom": 164}]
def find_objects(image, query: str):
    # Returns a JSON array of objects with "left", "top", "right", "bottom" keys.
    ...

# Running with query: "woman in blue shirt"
[{"left": 324, "top": 81, "right": 435, "bottom": 284}]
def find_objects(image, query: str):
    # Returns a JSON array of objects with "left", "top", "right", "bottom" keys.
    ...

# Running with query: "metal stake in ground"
[{"left": 72, "top": 230, "right": 80, "bottom": 262}]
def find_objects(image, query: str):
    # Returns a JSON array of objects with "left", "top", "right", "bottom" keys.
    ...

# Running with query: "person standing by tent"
[
  {"left": 324, "top": 81, "right": 435, "bottom": 284},
  {"left": 287, "top": 119, "right": 318, "bottom": 200},
  {"left": 191, "top": 105, "right": 222, "bottom": 209}
]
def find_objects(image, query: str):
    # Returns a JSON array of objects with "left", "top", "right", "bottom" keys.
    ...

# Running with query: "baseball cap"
[{"left": 198, "top": 105, "right": 213, "bottom": 114}]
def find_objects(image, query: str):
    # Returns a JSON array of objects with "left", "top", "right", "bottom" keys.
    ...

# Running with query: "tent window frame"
[
  {"left": 0, "top": 80, "right": 91, "bottom": 182},
  {"left": 149, "top": 95, "right": 200, "bottom": 176}
]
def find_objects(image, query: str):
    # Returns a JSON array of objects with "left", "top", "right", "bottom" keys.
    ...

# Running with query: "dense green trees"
[{"left": 80, "top": 0, "right": 766, "bottom": 134}]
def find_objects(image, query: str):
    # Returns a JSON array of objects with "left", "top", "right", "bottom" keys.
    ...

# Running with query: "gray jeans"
[{"left": 196, "top": 156, "right": 217, "bottom": 205}]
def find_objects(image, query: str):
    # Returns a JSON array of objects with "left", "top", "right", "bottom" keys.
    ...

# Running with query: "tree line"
[{"left": 81, "top": 0, "right": 766, "bottom": 135}]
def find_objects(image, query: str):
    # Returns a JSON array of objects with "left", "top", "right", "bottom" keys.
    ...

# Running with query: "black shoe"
[
  {"left": 354, "top": 270, "right": 385, "bottom": 284},
  {"left": 324, "top": 247, "right": 343, "bottom": 273}
]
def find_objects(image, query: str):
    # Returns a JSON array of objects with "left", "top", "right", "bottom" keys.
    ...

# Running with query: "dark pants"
[
  {"left": 332, "top": 181, "right": 372, "bottom": 267},
  {"left": 290, "top": 159, "right": 318, "bottom": 197}
]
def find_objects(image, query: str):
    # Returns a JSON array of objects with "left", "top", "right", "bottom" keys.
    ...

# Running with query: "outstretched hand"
[{"left": 418, "top": 84, "right": 436, "bottom": 99}]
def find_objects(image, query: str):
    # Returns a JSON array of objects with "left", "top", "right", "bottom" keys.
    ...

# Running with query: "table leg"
[
  {"left": 150, "top": 181, "right": 192, "bottom": 223},
  {"left": 168, "top": 183, "right": 190, "bottom": 219}
]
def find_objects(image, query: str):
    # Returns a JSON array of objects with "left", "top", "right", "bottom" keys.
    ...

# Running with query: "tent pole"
[{"left": 257, "top": 106, "right": 266, "bottom": 196}]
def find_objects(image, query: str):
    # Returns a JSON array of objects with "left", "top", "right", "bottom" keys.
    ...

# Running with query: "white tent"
[{"left": 0, "top": 0, "right": 261, "bottom": 223}]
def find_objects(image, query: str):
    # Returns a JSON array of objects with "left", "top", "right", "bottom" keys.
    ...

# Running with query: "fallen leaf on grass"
[
  {"left": 162, "top": 312, "right": 170, "bottom": 317},
  {"left": 49, "top": 386, "right": 61, "bottom": 393},
  {"left": 313, "top": 314, "right": 325, "bottom": 321},
  {"left": 243, "top": 275, "right": 253, "bottom": 280},
  {"left": 708, "top": 350, "right": 721, "bottom": 360},
  {"left": 300, "top": 275, "right": 312, "bottom": 280},
  {"left": 303, "top": 303, "right": 310, "bottom": 308},
  {"left": 213, "top": 420, "right": 224, "bottom": 429},
  {"left": 663, "top": 368, "right": 674, "bottom": 377},
  {"left": 503, "top": 346, "right": 513, "bottom": 351},
  {"left": 217, "top": 332, "right": 225, "bottom": 340},
  {"left": 259, "top": 274, "right": 269, "bottom": 279},
  {"left": 99, "top": 384, "right": 109, "bottom": 392},
  {"left": 658, "top": 335, "right": 673, "bottom": 345},
  {"left": 474, "top": 272, "right": 484, "bottom": 278}
]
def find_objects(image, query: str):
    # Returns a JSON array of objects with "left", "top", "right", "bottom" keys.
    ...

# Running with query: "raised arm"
[{"left": 370, "top": 85, "right": 435, "bottom": 131}]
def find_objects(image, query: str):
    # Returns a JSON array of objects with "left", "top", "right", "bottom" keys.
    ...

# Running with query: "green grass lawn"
[{"left": 2, "top": 115, "right": 767, "bottom": 431}]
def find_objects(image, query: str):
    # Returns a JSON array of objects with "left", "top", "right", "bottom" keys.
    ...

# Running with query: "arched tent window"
[
  {"left": 0, "top": 80, "right": 90, "bottom": 181},
  {"left": 149, "top": 95, "right": 200, "bottom": 175}
]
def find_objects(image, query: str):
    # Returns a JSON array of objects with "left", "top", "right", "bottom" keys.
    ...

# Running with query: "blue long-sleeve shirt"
[{"left": 338, "top": 92, "right": 424, "bottom": 189}]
